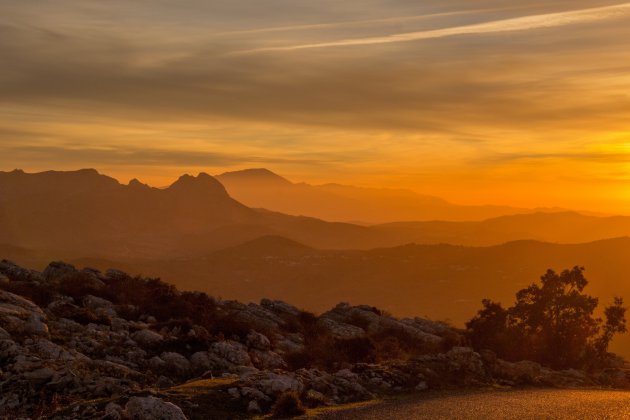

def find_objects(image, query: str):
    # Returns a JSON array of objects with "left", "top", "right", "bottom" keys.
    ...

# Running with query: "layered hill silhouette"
[
  {"left": 4, "top": 236, "right": 629, "bottom": 357},
  {"left": 2, "top": 169, "right": 630, "bottom": 357},
  {"left": 2, "top": 169, "right": 630, "bottom": 260},
  {"left": 216, "top": 168, "right": 566, "bottom": 223}
]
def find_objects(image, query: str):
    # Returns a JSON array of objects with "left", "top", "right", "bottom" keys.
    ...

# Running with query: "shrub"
[
  {"left": 271, "top": 391, "right": 306, "bottom": 418},
  {"left": 334, "top": 336, "right": 376, "bottom": 364}
]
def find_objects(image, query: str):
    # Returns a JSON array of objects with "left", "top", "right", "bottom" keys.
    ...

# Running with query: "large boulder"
[
  {"left": 243, "top": 371, "right": 303, "bottom": 398},
  {"left": 249, "top": 349, "right": 286, "bottom": 370},
  {"left": 260, "top": 299, "right": 300, "bottom": 317},
  {"left": 160, "top": 352, "right": 191, "bottom": 376},
  {"left": 316, "top": 318, "right": 365, "bottom": 339},
  {"left": 321, "top": 303, "right": 379, "bottom": 330},
  {"left": 125, "top": 396, "right": 187, "bottom": 420},
  {"left": 444, "top": 347, "right": 485, "bottom": 377},
  {"left": 42, "top": 262, "right": 105, "bottom": 290},
  {"left": 221, "top": 301, "right": 284, "bottom": 334},
  {"left": 0, "top": 290, "right": 48, "bottom": 337},
  {"left": 0, "top": 260, "right": 42, "bottom": 283},
  {"left": 42, "top": 261, "right": 78, "bottom": 284},
  {"left": 24, "top": 314, "right": 49, "bottom": 336},
  {"left": 211, "top": 340, "right": 252, "bottom": 367},
  {"left": 246, "top": 330, "right": 271, "bottom": 351},
  {"left": 494, "top": 359, "right": 545, "bottom": 384},
  {"left": 132, "top": 329, "right": 164, "bottom": 348},
  {"left": 321, "top": 303, "right": 444, "bottom": 348},
  {"left": 83, "top": 295, "right": 116, "bottom": 317}
]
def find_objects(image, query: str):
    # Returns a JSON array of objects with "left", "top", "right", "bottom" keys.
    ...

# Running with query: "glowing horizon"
[{"left": 1, "top": 1, "right": 629, "bottom": 214}]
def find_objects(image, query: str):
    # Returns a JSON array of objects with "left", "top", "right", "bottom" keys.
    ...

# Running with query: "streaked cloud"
[
  {"left": 244, "top": 2, "right": 630, "bottom": 52},
  {"left": 211, "top": 8, "right": 507, "bottom": 36}
]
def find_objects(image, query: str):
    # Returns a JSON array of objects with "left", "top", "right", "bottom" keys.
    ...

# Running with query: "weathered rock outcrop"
[{"left": 0, "top": 260, "right": 627, "bottom": 419}]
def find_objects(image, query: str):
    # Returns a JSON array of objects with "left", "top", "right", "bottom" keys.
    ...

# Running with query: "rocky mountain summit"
[{"left": 0, "top": 261, "right": 628, "bottom": 419}]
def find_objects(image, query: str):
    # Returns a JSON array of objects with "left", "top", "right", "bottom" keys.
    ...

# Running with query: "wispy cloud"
[
  {"left": 243, "top": 2, "right": 630, "bottom": 53},
  {"left": 211, "top": 8, "right": 508, "bottom": 36},
  {"left": 3, "top": 145, "right": 363, "bottom": 168}
]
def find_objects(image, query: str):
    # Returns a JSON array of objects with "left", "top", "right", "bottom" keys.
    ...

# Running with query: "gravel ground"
[{"left": 316, "top": 389, "right": 630, "bottom": 419}]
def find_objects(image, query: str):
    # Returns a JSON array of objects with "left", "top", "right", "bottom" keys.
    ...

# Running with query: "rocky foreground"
[{"left": 0, "top": 261, "right": 628, "bottom": 419}]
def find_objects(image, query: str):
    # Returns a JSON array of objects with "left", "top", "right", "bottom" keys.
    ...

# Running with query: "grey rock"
[
  {"left": 247, "top": 400, "right": 261, "bottom": 414},
  {"left": 260, "top": 299, "right": 300, "bottom": 316},
  {"left": 24, "top": 314, "right": 49, "bottom": 337},
  {"left": 125, "top": 396, "right": 187, "bottom": 420},
  {"left": 160, "top": 352, "right": 191, "bottom": 375},
  {"left": 249, "top": 349, "right": 286, "bottom": 370},
  {"left": 83, "top": 295, "right": 116, "bottom": 316},
  {"left": 0, "top": 290, "right": 46, "bottom": 317},
  {"left": 132, "top": 329, "right": 164, "bottom": 347},
  {"left": 23, "top": 367, "right": 55, "bottom": 383},
  {"left": 211, "top": 340, "right": 252, "bottom": 366},
  {"left": 0, "top": 260, "right": 43, "bottom": 282},
  {"left": 247, "top": 330, "right": 271, "bottom": 351},
  {"left": 104, "top": 402, "right": 124, "bottom": 420},
  {"left": 317, "top": 317, "right": 365, "bottom": 339},
  {"left": 42, "top": 261, "right": 78, "bottom": 284},
  {"left": 0, "top": 326, "right": 10, "bottom": 339}
]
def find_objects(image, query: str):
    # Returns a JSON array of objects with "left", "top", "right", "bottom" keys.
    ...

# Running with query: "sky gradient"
[{"left": 1, "top": 1, "right": 629, "bottom": 213}]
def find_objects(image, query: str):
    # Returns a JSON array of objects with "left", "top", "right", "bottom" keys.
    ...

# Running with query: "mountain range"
[
  {"left": 2, "top": 169, "right": 630, "bottom": 260},
  {"left": 1, "top": 168, "right": 630, "bottom": 356},
  {"left": 216, "top": 168, "right": 566, "bottom": 223}
]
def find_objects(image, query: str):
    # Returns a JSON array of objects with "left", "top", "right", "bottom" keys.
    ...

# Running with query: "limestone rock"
[
  {"left": 260, "top": 299, "right": 300, "bottom": 317},
  {"left": 42, "top": 261, "right": 78, "bottom": 284},
  {"left": 132, "top": 329, "right": 164, "bottom": 347},
  {"left": 247, "top": 330, "right": 271, "bottom": 351},
  {"left": 211, "top": 340, "right": 252, "bottom": 367},
  {"left": 317, "top": 317, "right": 365, "bottom": 339},
  {"left": 160, "top": 352, "right": 191, "bottom": 376},
  {"left": 125, "top": 396, "right": 187, "bottom": 420}
]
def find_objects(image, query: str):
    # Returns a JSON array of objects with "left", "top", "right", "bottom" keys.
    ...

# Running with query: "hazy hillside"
[
  {"left": 7, "top": 237, "right": 628, "bottom": 357},
  {"left": 217, "top": 168, "right": 556, "bottom": 223},
  {"left": 374, "top": 212, "right": 630, "bottom": 246}
]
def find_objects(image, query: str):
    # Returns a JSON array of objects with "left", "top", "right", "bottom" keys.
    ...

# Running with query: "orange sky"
[{"left": 1, "top": 1, "right": 629, "bottom": 213}]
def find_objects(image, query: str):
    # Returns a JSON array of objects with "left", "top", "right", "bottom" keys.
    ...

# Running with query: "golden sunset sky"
[{"left": 1, "top": 1, "right": 629, "bottom": 213}]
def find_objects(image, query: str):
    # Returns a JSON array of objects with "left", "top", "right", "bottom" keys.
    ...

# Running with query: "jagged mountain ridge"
[
  {"left": 0, "top": 169, "right": 255, "bottom": 257},
  {"left": 2, "top": 169, "right": 630, "bottom": 260},
  {"left": 216, "top": 168, "right": 568, "bottom": 223}
]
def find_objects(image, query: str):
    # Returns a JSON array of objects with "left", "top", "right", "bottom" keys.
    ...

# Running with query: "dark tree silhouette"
[{"left": 467, "top": 266, "right": 627, "bottom": 369}]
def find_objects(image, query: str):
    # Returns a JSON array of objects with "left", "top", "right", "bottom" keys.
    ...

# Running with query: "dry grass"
[{"left": 168, "top": 377, "right": 238, "bottom": 394}]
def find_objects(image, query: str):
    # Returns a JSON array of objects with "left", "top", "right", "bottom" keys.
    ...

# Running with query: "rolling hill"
[{"left": 5, "top": 236, "right": 629, "bottom": 357}]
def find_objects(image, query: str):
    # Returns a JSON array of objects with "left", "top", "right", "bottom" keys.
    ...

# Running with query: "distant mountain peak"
[
  {"left": 75, "top": 168, "right": 100, "bottom": 175},
  {"left": 217, "top": 168, "right": 291, "bottom": 185},
  {"left": 128, "top": 178, "right": 151, "bottom": 189},
  {"left": 168, "top": 172, "right": 228, "bottom": 195}
]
